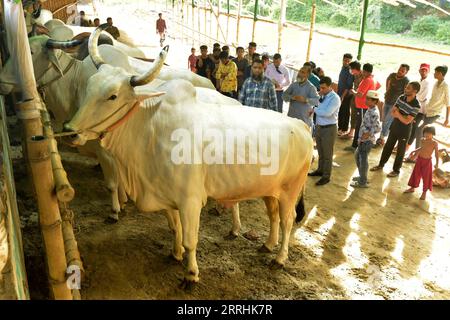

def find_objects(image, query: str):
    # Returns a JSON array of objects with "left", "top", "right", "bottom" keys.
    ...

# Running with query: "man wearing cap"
[
  {"left": 351, "top": 90, "right": 382, "bottom": 188},
  {"left": 406, "top": 63, "right": 431, "bottom": 156}
]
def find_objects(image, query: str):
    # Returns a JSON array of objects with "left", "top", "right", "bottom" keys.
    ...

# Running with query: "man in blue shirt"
[
  {"left": 308, "top": 76, "right": 341, "bottom": 185},
  {"left": 239, "top": 59, "right": 277, "bottom": 111}
]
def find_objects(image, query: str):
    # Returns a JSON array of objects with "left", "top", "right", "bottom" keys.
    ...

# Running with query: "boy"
[
  {"left": 188, "top": 48, "right": 197, "bottom": 73},
  {"left": 351, "top": 90, "right": 382, "bottom": 188},
  {"left": 404, "top": 125, "right": 439, "bottom": 200}
]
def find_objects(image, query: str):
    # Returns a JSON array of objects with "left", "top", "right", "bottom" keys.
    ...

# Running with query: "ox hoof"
[
  {"left": 269, "top": 259, "right": 284, "bottom": 270},
  {"left": 166, "top": 253, "right": 183, "bottom": 265},
  {"left": 104, "top": 214, "right": 119, "bottom": 224},
  {"left": 224, "top": 231, "right": 238, "bottom": 240},
  {"left": 179, "top": 278, "right": 197, "bottom": 292},
  {"left": 258, "top": 244, "right": 272, "bottom": 253}
]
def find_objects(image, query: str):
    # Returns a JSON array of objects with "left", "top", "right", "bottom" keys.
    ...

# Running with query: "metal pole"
[
  {"left": 252, "top": 0, "right": 259, "bottom": 42},
  {"left": 305, "top": 1, "right": 316, "bottom": 62},
  {"left": 198, "top": 1, "right": 201, "bottom": 45},
  {"left": 278, "top": 0, "right": 287, "bottom": 53},
  {"left": 236, "top": 0, "right": 242, "bottom": 44},
  {"left": 192, "top": 0, "right": 195, "bottom": 45},
  {"left": 358, "top": 0, "right": 369, "bottom": 61}
]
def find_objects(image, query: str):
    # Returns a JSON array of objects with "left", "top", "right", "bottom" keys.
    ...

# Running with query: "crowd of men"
[
  {"left": 75, "top": 11, "right": 120, "bottom": 39},
  {"left": 188, "top": 42, "right": 449, "bottom": 199}
]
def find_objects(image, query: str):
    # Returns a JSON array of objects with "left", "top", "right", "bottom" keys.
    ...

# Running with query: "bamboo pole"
[
  {"left": 217, "top": 0, "right": 221, "bottom": 41},
  {"left": 252, "top": 0, "right": 258, "bottom": 42},
  {"left": 41, "top": 110, "right": 75, "bottom": 203},
  {"left": 209, "top": 3, "right": 212, "bottom": 44},
  {"left": 358, "top": 0, "right": 370, "bottom": 60},
  {"left": 192, "top": 0, "right": 195, "bottom": 45},
  {"left": 207, "top": 0, "right": 227, "bottom": 42},
  {"left": 226, "top": 0, "right": 230, "bottom": 43},
  {"left": 197, "top": 2, "right": 201, "bottom": 45},
  {"left": 204, "top": 0, "right": 207, "bottom": 44},
  {"left": 278, "top": 0, "right": 287, "bottom": 53},
  {"left": 236, "top": 0, "right": 242, "bottom": 44},
  {"left": 27, "top": 135, "right": 72, "bottom": 300},
  {"left": 305, "top": 2, "right": 316, "bottom": 62}
]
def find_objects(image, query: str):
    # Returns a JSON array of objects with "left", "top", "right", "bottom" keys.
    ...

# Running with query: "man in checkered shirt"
[{"left": 239, "top": 59, "right": 277, "bottom": 111}]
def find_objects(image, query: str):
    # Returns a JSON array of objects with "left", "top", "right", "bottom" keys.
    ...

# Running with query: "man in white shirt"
[
  {"left": 407, "top": 63, "right": 431, "bottom": 150},
  {"left": 265, "top": 53, "right": 291, "bottom": 113},
  {"left": 413, "top": 65, "right": 449, "bottom": 148}
]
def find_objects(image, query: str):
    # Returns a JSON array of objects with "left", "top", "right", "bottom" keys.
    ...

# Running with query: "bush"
[
  {"left": 435, "top": 21, "right": 450, "bottom": 44},
  {"left": 412, "top": 16, "right": 441, "bottom": 36},
  {"left": 379, "top": 7, "right": 411, "bottom": 34},
  {"left": 330, "top": 13, "right": 348, "bottom": 27}
]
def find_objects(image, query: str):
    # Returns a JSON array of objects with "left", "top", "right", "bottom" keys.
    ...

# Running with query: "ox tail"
[{"left": 295, "top": 185, "right": 306, "bottom": 223}]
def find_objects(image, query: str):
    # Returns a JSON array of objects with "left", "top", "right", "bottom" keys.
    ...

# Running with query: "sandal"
[{"left": 387, "top": 171, "right": 399, "bottom": 177}]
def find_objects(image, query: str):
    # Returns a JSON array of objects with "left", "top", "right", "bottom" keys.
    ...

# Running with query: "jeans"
[
  {"left": 378, "top": 120, "right": 412, "bottom": 173},
  {"left": 415, "top": 115, "right": 440, "bottom": 148},
  {"left": 381, "top": 103, "right": 394, "bottom": 138},
  {"left": 276, "top": 90, "right": 284, "bottom": 113},
  {"left": 355, "top": 140, "right": 373, "bottom": 185},
  {"left": 338, "top": 94, "right": 353, "bottom": 132},
  {"left": 407, "top": 113, "right": 424, "bottom": 146},
  {"left": 351, "top": 108, "right": 367, "bottom": 148}
]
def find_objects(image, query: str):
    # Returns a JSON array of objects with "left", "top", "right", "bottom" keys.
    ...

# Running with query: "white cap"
[{"left": 366, "top": 90, "right": 380, "bottom": 100}]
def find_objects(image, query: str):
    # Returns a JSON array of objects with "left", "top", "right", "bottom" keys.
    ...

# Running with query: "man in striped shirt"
[
  {"left": 239, "top": 59, "right": 277, "bottom": 111},
  {"left": 371, "top": 82, "right": 421, "bottom": 177}
]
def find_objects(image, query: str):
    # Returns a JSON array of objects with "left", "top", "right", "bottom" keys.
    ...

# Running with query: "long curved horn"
[
  {"left": 130, "top": 45, "right": 169, "bottom": 87},
  {"left": 88, "top": 23, "right": 109, "bottom": 69},
  {"left": 46, "top": 38, "right": 84, "bottom": 49}
]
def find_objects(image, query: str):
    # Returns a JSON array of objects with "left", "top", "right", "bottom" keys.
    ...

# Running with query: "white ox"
[
  {"left": 43, "top": 19, "right": 146, "bottom": 59},
  {"left": 0, "top": 35, "right": 230, "bottom": 225},
  {"left": 64, "top": 27, "right": 314, "bottom": 288}
]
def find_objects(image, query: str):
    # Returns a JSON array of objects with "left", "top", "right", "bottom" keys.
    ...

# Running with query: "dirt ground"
[
  {"left": 10, "top": 113, "right": 450, "bottom": 299},
  {"left": 7, "top": 0, "right": 450, "bottom": 300}
]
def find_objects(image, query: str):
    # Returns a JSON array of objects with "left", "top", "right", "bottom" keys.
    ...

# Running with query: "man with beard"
[
  {"left": 196, "top": 45, "right": 215, "bottom": 81},
  {"left": 283, "top": 66, "right": 320, "bottom": 127},
  {"left": 239, "top": 59, "right": 277, "bottom": 111},
  {"left": 370, "top": 82, "right": 421, "bottom": 177}
]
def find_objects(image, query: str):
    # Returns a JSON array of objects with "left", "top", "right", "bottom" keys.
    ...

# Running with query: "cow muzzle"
[{"left": 62, "top": 123, "right": 87, "bottom": 146}]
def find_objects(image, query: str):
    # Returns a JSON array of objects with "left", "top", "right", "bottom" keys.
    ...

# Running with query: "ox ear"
[
  {"left": 47, "top": 50, "right": 63, "bottom": 76},
  {"left": 136, "top": 91, "right": 165, "bottom": 109}
]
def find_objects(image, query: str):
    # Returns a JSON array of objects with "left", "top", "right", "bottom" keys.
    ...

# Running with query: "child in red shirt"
[
  {"left": 404, "top": 125, "right": 439, "bottom": 200},
  {"left": 188, "top": 48, "right": 198, "bottom": 73}
]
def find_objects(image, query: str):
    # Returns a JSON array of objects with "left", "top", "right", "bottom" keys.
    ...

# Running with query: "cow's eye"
[{"left": 108, "top": 95, "right": 117, "bottom": 101}]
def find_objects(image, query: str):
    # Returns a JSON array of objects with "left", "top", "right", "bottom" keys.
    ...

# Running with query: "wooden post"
[
  {"left": 226, "top": 0, "right": 230, "bottom": 43},
  {"left": 306, "top": 1, "right": 316, "bottom": 62},
  {"left": 27, "top": 135, "right": 72, "bottom": 300},
  {"left": 278, "top": 0, "right": 287, "bottom": 53},
  {"left": 41, "top": 110, "right": 75, "bottom": 203},
  {"left": 197, "top": 1, "right": 201, "bottom": 44},
  {"left": 192, "top": 0, "right": 195, "bottom": 45},
  {"left": 217, "top": 0, "right": 221, "bottom": 40},
  {"left": 252, "top": 0, "right": 259, "bottom": 42},
  {"left": 236, "top": 0, "right": 242, "bottom": 44},
  {"left": 358, "top": 0, "right": 370, "bottom": 61},
  {"left": 209, "top": 2, "right": 213, "bottom": 44},
  {"left": 204, "top": 0, "right": 207, "bottom": 44}
]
